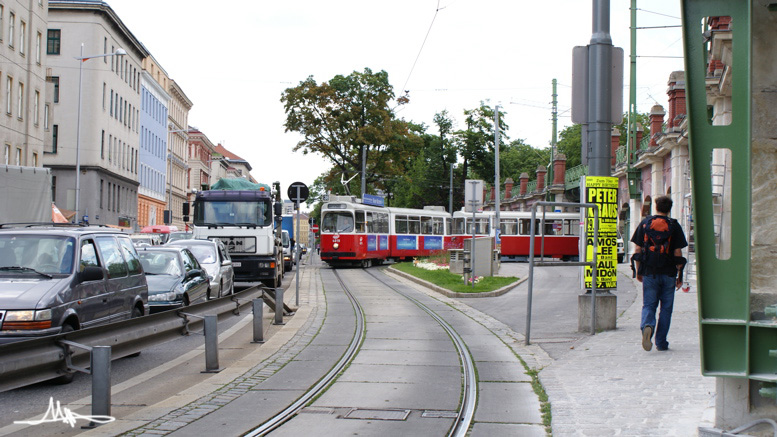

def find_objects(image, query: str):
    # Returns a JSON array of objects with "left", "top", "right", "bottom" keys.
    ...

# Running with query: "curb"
[{"left": 387, "top": 266, "right": 527, "bottom": 298}]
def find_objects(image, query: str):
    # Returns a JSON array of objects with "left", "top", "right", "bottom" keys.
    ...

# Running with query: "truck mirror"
[{"left": 274, "top": 202, "right": 283, "bottom": 217}]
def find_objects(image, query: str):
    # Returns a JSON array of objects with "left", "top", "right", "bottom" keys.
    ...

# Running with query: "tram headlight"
[{"left": 333, "top": 242, "right": 339, "bottom": 250}]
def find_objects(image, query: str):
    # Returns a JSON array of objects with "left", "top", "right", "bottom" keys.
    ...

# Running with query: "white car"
[
  {"left": 617, "top": 231, "right": 626, "bottom": 263},
  {"left": 167, "top": 239, "right": 234, "bottom": 297}
]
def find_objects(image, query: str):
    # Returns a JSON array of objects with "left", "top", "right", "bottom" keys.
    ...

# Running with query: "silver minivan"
[{"left": 0, "top": 224, "right": 149, "bottom": 344}]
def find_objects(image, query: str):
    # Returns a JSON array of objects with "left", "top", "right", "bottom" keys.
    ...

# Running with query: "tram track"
[{"left": 247, "top": 266, "right": 476, "bottom": 436}]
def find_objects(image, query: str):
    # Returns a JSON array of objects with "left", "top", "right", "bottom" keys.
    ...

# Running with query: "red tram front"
[{"left": 319, "top": 199, "right": 390, "bottom": 268}]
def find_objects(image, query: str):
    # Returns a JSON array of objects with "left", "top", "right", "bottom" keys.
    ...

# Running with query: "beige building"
[
  {"left": 46, "top": 1, "right": 148, "bottom": 226},
  {"left": 186, "top": 127, "right": 215, "bottom": 203},
  {"left": 1, "top": 0, "right": 49, "bottom": 168},
  {"left": 167, "top": 79, "right": 192, "bottom": 229}
]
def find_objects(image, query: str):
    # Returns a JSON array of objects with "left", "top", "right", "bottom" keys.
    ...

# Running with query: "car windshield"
[
  {"left": 168, "top": 232, "right": 192, "bottom": 242},
  {"left": 0, "top": 234, "right": 76, "bottom": 275},
  {"left": 185, "top": 245, "right": 217, "bottom": 264},
  {"left": 138, "top": 251, "right": 182, "bottom": 276}
]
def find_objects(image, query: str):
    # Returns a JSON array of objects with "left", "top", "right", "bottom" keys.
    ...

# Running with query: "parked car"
[
  {"left": 167, "top": 231, "right": 193, "bottom": 243},
  {"left": 281, "top": 230, "right": 293, "bottom": 273},
  {"left": 137, "top": 247, "right": 210, "bottom": 313},
  {"left": 617, "top": 230, "right": 626, "bottom": 263},
  {"left": 129, "top": 233, "right": 161, "bottom": 247},
  {"left": 166, "top": 239, "right": 234, "bottom": 297},
  {"left": 0, "top": 224, "right": 149, "bottom": 345}
]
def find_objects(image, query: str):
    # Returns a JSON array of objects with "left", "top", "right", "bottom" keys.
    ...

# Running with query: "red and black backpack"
[{"left": 640, "top": 215, "right": 674, "bottom": 271}]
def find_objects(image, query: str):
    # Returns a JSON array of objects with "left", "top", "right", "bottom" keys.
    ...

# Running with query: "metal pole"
[
  {"left": 295, "top": 188, "right": 301, "bottom": 307},
  {"left": 628, "top": 0, "right": 637, "bottom": 170},
  {"left": 494, "top": 105, "right": 501, "bottom": 248},
  {"left": 74, "top": 44, "right": 84, "bottom": 223},
  {"left": 591, "top": 206, "right": 599, "bottom": 335},
  {"left": 166, "top": 152, "right": 173, "bottom": 224},
  {"left": 90, "top": 345, "right": 111, "bottom": 423},
  {"left": 549, "top": 79, "right": 558, "bottom": 202},
  {"left": 252, "top": 298, "right": 265, "bottom": 343},
  {"left": 587, "top": 0, "right": 613, "bottom": 177},
  {"left": 449, "top": 164, "right": 454, "bottom": 217},
  {"left": 526, "top": 205, "right": 538, "bottom": 345},
  {"left": 274, "top": 287, "right": 284, "bottom": 325},
  {"left": 470, "top": 181, "right": 477, "bottom": 289},
  {"left": 361, "top": 145, "right": 366, "bottom": 200},
  {"left": 203, "top": 315, "right": 221, "bottom": 373}
]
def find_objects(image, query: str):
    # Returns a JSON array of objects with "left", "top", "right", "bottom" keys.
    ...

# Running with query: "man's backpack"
[{"left": 639, "top": 215, "right": 674, "bottom": 273}]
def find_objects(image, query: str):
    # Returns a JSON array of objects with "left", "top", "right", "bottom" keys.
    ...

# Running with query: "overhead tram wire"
[{"left": 400, "top": 0, "right": 445, "bottom": 98}]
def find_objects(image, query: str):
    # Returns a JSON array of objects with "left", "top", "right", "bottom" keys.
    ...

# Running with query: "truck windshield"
[
  {"left": 322, "top": 212, "right": 354, "bottom": 233},
  {"left": 194, "top": 200, "right": 272, "bottom": 227}
]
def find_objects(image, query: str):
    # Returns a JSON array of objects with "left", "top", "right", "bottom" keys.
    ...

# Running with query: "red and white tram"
[
  {"left": 319, "top": 198, "right": 453, "bottom": 267},
  {"left": 451, "top": 210, "right": 582, "bottom": 260}
]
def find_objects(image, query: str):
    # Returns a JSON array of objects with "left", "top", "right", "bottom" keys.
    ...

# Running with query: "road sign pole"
[{"left": 295, "top": 186, "right": 301, "bottom": 307}]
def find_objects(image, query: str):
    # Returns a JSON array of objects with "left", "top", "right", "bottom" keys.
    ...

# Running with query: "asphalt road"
[{"left": 461, "top": 262, "right": 638, "bottom": 359}]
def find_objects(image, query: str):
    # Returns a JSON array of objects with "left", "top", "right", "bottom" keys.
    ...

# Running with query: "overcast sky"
[{"left": 106, "top": 0, "right": 684, "bottom": 202}]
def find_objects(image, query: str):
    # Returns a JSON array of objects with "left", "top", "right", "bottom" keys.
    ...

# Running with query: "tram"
[
  {"left": 451, "top": 210, "right": 582, "bottom": 260},
  {"left": 319, "top": 198, "right": 453, "bottom": 267}
]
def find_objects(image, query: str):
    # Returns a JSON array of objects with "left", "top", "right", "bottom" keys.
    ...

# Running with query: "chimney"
[
  {"left": 611, "top": 127, "right": 621, "bottom": 166},
  {"left": 504, "top": 177, "right": 514, "bottom": 199},
  {"left": 649, "top": 104, "right": 665, "bottom": 147},
  {"left": 553, "top": 153, "right": 566, "bottom": 185},
  {"left": 519, "top": 173, "right": 529, "bottom": 196},
  {"left": 666, "top": 71, "right": 686, "bottom": 132},
  {"left": 536, "top": 165, "right": 548, "bottom": 193}
]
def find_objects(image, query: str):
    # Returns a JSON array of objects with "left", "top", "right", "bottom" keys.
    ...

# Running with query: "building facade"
[
  {"left": 137, "top": 56, "right": 169, "bottom": 227},
  {"left": 0, "top": 0, "right": 48, "bottom": 168},
  {"left": 186, "top": 127, "right": 215, "bottom": 203},
  {"left": 46, "top": 1, "right": 148, "bottom": 227},
  {"left": 167, "top": 79, "right": 192, "bottom": 229}
]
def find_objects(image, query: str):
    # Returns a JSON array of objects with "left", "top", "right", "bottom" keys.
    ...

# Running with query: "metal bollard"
[
  {"left": 252, "top": 298, "right": 265, "bottom": 343},
  {"left": 274, "top": 287, "right": 285, "bottom": 325},
  {"left": 202, "top": 315, "right": 222, "bottom": 373},
  {"left": 88, "top": 346, "right": 111, "bottom": 428}
]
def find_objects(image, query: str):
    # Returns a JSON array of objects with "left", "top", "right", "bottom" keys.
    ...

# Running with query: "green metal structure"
[{"left": 682, "top": 0, "right": 776, "bottom": 382}]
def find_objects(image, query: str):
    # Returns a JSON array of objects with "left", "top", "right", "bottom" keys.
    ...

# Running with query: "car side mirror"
[
  {"left": 79, "top": 266, "right": 104, "bottom": 283},
  {"left": 221, "top": 259, "right": 232, "bottom": 267}
]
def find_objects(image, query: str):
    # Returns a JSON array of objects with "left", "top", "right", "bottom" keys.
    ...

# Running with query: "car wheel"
[
  {"left": 126, "top": 306, "right": 143, "bottom": 358},
  {"left": 51, "top": 324, "right": 77, "bottom": 384}
]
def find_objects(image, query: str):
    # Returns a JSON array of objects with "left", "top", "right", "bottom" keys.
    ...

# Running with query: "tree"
[
  {"left": 556, "top": 124, "right": 582, "bottom": 169},
  {"left": 500, "top": 139, "right": 551, "bottom": 182},
  {"left": 455, "top": 103, "right": 508, "bottom": 184},
  {"left": 281, "top": 68, "right": 419, "bottom": 195}
]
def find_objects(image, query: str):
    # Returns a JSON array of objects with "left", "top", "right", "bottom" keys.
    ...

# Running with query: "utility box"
[
  {"left": 463, "top": 237, "right": 498, "bottom": 277},
  {"left": 449, "top": 249, "right": 465, "bottom": 274}
]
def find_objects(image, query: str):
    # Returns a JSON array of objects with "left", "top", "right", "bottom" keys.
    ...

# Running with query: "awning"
[
  {"left": 140, "top": 225, "right": 179, "bottom": 234},
  {"left": 52, "top": 204, "right": 74, "bottom": 223}
]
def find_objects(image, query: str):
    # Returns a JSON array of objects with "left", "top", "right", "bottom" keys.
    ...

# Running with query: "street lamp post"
[{"left": 74, "top": 44, "right": 126, "bottom": 223}]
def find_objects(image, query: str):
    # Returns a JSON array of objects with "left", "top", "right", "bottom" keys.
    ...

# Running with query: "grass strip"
[{"left": 392, "top": 262, "right": 518, "bottom": 293}]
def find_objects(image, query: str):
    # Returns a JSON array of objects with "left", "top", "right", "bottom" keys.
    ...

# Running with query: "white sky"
[{"left": 106, "top": 0, "right": 684, "bottom": 200}]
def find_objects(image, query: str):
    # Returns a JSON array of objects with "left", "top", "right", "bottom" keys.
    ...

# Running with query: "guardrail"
[{"left": 0, "top": 285, "right": 266, "bottom": 393}]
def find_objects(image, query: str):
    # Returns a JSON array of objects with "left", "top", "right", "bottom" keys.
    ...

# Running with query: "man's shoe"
[
  {"left": 642, "top": 326, "right": 653, "bottom": 351},
  {"left": 656, "top": 346, "right": 669, "bottom": 351}
]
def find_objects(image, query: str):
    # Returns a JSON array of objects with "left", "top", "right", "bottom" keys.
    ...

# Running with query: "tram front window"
[{"left": 322, "top": 212, "right": 354, "bottom": 233}]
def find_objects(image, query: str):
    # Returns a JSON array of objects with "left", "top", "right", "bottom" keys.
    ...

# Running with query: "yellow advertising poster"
[{"left": 582, "top": 176, "right": 618, "bottom": 289}]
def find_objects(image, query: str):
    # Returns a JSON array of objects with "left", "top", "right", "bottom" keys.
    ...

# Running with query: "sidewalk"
[{"left": 537, "top": 264, "right": 716, "bottom": 436}]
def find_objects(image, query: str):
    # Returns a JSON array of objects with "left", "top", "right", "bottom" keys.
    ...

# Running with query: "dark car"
[
  {"left": 0, "top": 224, "right": 149, "bottom": 345},
  {"left": 137, "top": 247, "right": 210, "bottom": 313},
  {"left": 166, "top": 239, "right": 234, "bottom": 298}
]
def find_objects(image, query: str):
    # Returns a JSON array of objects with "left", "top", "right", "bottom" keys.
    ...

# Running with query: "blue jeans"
[{"left": 641, "top": 274, "right": 676, "bottom": 350}]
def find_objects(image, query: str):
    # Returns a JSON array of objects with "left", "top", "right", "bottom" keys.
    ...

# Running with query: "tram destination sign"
[{"left": 362, "top": 194, "right": 385, "bottom": 207}]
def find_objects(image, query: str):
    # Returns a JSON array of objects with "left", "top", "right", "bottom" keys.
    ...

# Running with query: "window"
[
  {"left": 111, "top": 46, "right": 114, "bottom": 71},
  {"left": 51, "top": 125, "right": 58, "bottom": 153},
  {"left": 117, "top": 237, "right": 142, "bottom": 275},
  {"left": 36, "top": 31, "right": 41, "bottom": 63},
  {"left": 0, "top": 6, "right": 4, "bottom": 42},
  {"left": 103, "top": 37, "right": 107, "bottom": 63},
  {"left": 32, "top": 152, "right": 38, "bottom": 167},
  {"left": 46, "top": 29, "right": 60, "bottom": 55},
  {"left": 99, "top": 180, "right": 103, "bottom": 208},
  {"left": 5, "top": 76, "right": 12, "bottom": 114},
  {"left": 3, "top": 144, "right": 9, "bottom": 164},
  {"left": 14, "top": 147, "right": 21, "bottom": 165},
  {"left": 8, "top": 12, "right": 14, "bottom": 48},
  {"left": 79, "top": 240, "right": 100, "bottom": 271},
  {"left": 44, "top": 103, "right": 48, "bottom": 129},
  {"left": 50, "top": 76, "right": 58, "bottom": 103},
  {"left": 100, "top": 130, "right": 104, "bottom": 158},
  {"left": 102, "top": 83, "right": 105, "bottom": 109},
  {"left": 51, "top": 175, "right": 56, "bottom": 201},
  {"left": 17, "top": 82, "right": 23, "bottom": 119},
  {"left": 95, "top": 236, "right": 128, "bottom": 278},
  {"left": 19, "top": 20, "right": 24, "bottom": 55},
  {"left": 109, "top": 89, "right": 113, "bottom": 116},
  {"left": 33, "top": 90, "right": 39, "bottom": 125}
]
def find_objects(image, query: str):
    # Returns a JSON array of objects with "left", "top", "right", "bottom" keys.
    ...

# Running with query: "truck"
[
  {"left": 281, "top": 215, "right": 295, "bottom": 271},
  {"left": 187, "top": 178, "right": 284, "bottom": 288},
  {"left": 0, "top": 165, "right": 51, "bottom": 223}
]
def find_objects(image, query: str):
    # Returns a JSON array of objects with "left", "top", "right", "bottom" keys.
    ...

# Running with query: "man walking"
[{"left": 631, "top": 195, "right": 688, "bottom": 351}]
